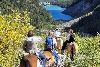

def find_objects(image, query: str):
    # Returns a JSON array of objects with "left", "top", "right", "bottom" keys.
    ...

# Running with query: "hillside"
[
  {"left": 60, "top": 0, "right": 100, "bottom": 36},
  {"left": 70, "top": 5, "right": 100, "bottom": 35},
  {"left": 62, "top": 0, "right": 100, "bottom": 17},
  {"left": 0, "top": 0, "right": 100, "bottom": 67},
  {"left": 0, "top": 0, "right": 58, "bottom": 29}
]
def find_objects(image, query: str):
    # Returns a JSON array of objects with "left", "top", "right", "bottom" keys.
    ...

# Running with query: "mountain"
[
  {"left": 62, "top": 0, "right": 100, "bottom": 35},
  {"left": 70, "top": 5, "right": 100, "bottom": 35},
  {"left": 62, "top": 0, "right": 100, "bottom": 17}
]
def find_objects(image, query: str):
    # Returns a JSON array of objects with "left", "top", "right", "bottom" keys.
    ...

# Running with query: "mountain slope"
[
  {"left": 0, "top": 0, "right": 56, "bottom": 29},
  {"left": 62, "top": 0, "right": 99, "bottom": 17},
  {"left": 61, "top": 0, "right": 100, "bottom": 35},
  {"left": 70, "top": 5, "right": 100, "bottom": 35}
]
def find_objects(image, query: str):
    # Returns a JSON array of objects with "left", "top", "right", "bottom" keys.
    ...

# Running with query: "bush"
[
  {"left": 64, "top": 33, "right": 100, "bottom": 67},
  {"left": 0, "top": 11, "right": 34, "bottom": 67}
]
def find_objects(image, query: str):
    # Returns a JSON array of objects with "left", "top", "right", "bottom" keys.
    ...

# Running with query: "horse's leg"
[
  {"left": 70, "top": 44, "right": 74, "bottom": 61},
  {"left": 58, "top": 49, "right": 61, "bottom": 54},
  {"left": 59, "top": 49, "right": 61, "bottom": 54},
  {"left": 58, "top": 39, "right": 63, "bottom": 54},
  {"left": 75, "top": 45, "right": 78, "bottom": 55}
]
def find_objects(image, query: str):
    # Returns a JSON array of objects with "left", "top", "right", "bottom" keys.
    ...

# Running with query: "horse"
[
  {"left": 19, "top": 36, "right": 56, "bottom": 67},
  {"left": 66, "top": 42, "right": 78, "bottom": 61},
  {"left": 43, "top": 50, "right": 56, "bottom": 67},
  {"left": 56, "top": 37, "right": 63, "bottom": 54},
  {"left": 19, "top": 53, "right": 38, "bottom": 67},
  {"left": 19, "top": 50, "right": 56, "bottom": 67}
]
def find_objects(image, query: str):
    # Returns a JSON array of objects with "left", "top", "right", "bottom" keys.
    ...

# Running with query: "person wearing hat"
[{"left": 54, "top": 28, "right": 61, "bottom": 39}]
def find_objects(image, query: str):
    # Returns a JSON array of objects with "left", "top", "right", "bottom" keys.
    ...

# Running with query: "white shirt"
[
  {"left": 53, "top": 38, "right": 57, "bottom": 46},
  {"left": 26, "top": 37, "right": 34, "bottom": 41},
  {"left": 54, "top": 30, "right": 61, "bottom": 37},
  {"left": 52, "top": 37, "right": 57, "bottom": 51}
]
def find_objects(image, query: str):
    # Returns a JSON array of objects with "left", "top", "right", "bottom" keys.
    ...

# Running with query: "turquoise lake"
[{"left": 43, "top": 5, "right": 72, "bottom": 21}]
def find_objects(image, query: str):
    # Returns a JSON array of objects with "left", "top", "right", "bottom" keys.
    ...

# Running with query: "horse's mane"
[
  {"left": 20, "top": 53, "right": 38, "bottom": 67},
  {"left": 43, "top": 48, "right": 53, "bottom": 57},
  {"left": 44, "top": 48, "right": 52, "bottom": 52}
]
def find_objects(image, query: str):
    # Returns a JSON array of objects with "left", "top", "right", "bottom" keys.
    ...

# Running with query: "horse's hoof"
[{"left": 71, "top": 58, "right": 74, "bottom": 61}]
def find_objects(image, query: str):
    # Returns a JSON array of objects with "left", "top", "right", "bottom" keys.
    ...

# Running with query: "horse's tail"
[{"left": 71, "top": 44, "right": 74, "bottom": 61}]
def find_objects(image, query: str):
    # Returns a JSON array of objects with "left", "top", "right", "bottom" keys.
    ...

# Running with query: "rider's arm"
[
  {"left": 22, "top": 40, "right": 27, "bottom": 51},
  {"left": 67, "top": 34, "right": 70, "bottom": 41},
  {"left": 53, "top": 38, "right": 57, "bottom": 47}
]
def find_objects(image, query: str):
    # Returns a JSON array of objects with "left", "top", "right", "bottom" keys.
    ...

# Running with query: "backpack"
[
  {"left": 69, "top": 34, "right": 75, "bottom": 42},
  {"left": 23, "top": 40, "right": 33, "bottom": 53},
  {"left": 45, "top": 36, "right": 53, "bottom": 49}
]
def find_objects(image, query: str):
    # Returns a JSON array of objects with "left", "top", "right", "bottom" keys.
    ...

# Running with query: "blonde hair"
[
  {"left": 48, "top": 31, "right": 54, "bottom": 36},
  {"left": 69, "top": 29, "right": 73, "bottom": 34}
]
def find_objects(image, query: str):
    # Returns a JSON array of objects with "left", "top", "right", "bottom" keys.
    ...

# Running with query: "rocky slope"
[
  {"left": 62, "top": 0, "right": 99, "bottom": 17},
  {"left": 60, "top": 0, "right": 100, "bottom": 36},
  {"left": 71, "top": 5, "right": 100, "bottom": 35}
]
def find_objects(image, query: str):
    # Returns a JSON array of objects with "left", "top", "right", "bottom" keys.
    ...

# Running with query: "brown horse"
[
  {"left": 56, "top": 37, "right": 63, "bottom": 54},
  {"left": 19, "top": 53, "right": 38, "bottom": 67},
  {"left": 43, "top": 50, "right": 56, "bottom": 67},
  {"left": 19, "top": 51, "right": 56, "bottom": 67},
  {"left": 66, "top": 42, "right": 78, "bottom": 61}
]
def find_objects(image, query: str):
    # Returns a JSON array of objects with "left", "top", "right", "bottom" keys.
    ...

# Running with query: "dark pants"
[{"left": 61, "top": 40, "right": 70, "bottom": 50}]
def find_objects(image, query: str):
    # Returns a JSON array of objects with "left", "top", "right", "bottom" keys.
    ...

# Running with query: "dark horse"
[
  {"left": 66, "top": 42, "right": 78, "bottom": 61},
  {"left": 67, "top": 42, "right": 78, "bottom": 61}
]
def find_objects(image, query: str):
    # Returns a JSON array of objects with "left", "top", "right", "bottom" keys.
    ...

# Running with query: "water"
[{"left": 43, "top": 5, "right": 72, "bottom": 21}]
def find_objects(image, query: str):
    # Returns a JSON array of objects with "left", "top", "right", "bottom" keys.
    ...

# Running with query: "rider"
[
  {"left": 45, "top": 31, "right": 59, "bottom": 66},
  {"left": 61, "top": 29, "right": 75, "bottom": 54},
  {"left": 22, "top": 30, "right": 46, "bottom": 67},
  {"left": 54, "top": 28, "right": 61, "bottom": 39}
]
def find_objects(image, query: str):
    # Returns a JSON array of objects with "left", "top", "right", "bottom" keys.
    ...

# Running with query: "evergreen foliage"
[{"left": 0, "top": 0, "right": 58, "bottom": 29}]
